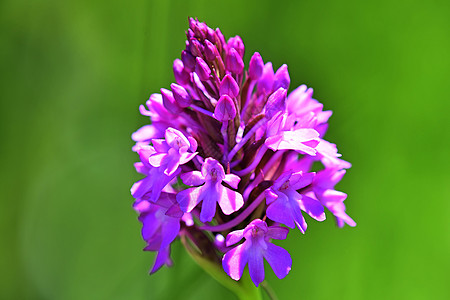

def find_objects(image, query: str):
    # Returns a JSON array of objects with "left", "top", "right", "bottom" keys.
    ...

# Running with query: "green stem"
[{"left": 181, "top": 235, "right": 262, "bottom": 300}]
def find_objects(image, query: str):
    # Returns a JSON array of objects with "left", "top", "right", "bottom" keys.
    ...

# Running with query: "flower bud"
[
  {"left": 215, "top": 28, "right": 226, "bottom": 51},
  {"left": 257, "top": 62, "right": 274, "bottom": 95},
  {"left": 195, "top": 57, "right": 211, "bottom": 81},
  {"left": 171, "top": 83, "right": 192, "bottom": 107},
  {"left": 189, "top": 38, "right": 204, "bottom": 57},
  {"left": 181, "top": 50, "right": 195, "bottom": 72},
  {"left": 226, "top": 48, "right": 244, "bottom": 74},
  {"left": 248, "top": 52, "right": 264, "bottom": 80},
  {"left": 227, "top": 36, "right": 245, "bottom": 58},
  {"left": 273, "top": 64, "right": 290, "bottom": 91},
  {"left": 214, "top": 95, "right": 236, "bottom": 121},
  {"left": 173, "top": 59, "right": 190, "bottom": 86},
  {"left": 219, "top": 74, "right": 240, "bottom": 98},
  {"left": 161, "top": 88, "right": 182, "bottom": 114},
  {"left": 265, "top": 87, "right": 287, "bottom": 119},
  {"left": 204, "top": 39, "right": 218, "bottom": 61}
]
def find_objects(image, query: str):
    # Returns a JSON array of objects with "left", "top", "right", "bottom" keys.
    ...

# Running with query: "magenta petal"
[
  {"left": 266, "top": 226, "right": 289, "bottom": 240},
  {"left": 265, "top": 189, "right": 279, "bottom": 205},
  {"left": 248, "top": 247, "right": 265, "bottom": 287},
  {"left": 180, "top": 171, "right": 205, "bottom": 186},
  {"left": 266, "top": 193, "right": 295, "bottom": 228},
  {"left": 148, "top": 153, "right": 167, "bottom": 168},
  {"left": 289, "top": 172, "right": 315, "bottom": 190},
  {"left": 217, "top": 185, "right": 244, "bottom": 215},
  {"left": 131, "top": 177, "right": 153, "bottom": 199},
  {"left": 223, "top": 174, "right": 241, "bottom": 189},
  {"left": 200, "top": 185, "right": 220, "bottom": 222},
  {"left": 226, "top": 229, "right": 244, "bottom": 246},
  {"left": 150, "top": 246, "right": 172, "bottom": 274},
  {"left": 291, "top": 201, "right": 307, "bottom": 233},
  {"left": 176, "top": 187, "right": 202, "bottom": 213},
  {"left": 299, "top": 195, "right": 326, "bottom": 221},
  {"left": 263, "top": 243, "right": 292, "bottom": 279},
  {"left": 222, "top": 244, "right": 247, "bottom": 281},
  {"left": 179, "top": 152, "right": 197, "bottom": 165},
  {"left": 132, "top": 125, "right": 157, "bottom": 142},
  {"left": 160, "top": 219, "right": 180, "bottom": 249}
]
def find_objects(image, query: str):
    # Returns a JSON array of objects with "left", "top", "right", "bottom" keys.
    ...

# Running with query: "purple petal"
[
  {"left": 160, "top": 219, "right": 181, "bottom": 249},
  {"left": 150, "top": 246, "right": 172, "bottom": 274},
  {"left": 217, "top": 185, "right": 244, "bottom": 215},
  {"left": 179, "top": 152, "right": 197, "bottom": 165},
  {"left": 151, "top": 139, "right": 170, "bottom": 153},
  {"left": 141, "top": 212, "right": 160, "bottom": 241},
  {"left": 223, "top": 174, "right": 241, "bottom": 189},
  {"left": 266, "top": 192, "right": 295, "bottom": 228},
  {"left": 289, "top": 172, "right": 315, "bottom": 190},
  {"left": 165, "top": 204, "right": 184, "bottom": 218},
  {"left": 291, "top": 199, "right": 308, "bottom": 233},
  {"left": 226, "top": 229, "right": 244, "bottom": 246},
  {"left": 132, "top": 125, "right": 157, "bottom": 142},
  {"left": 131, "top": 177, "right": 153, "bottom": 199},
  {"left": 248, "top": 247, "right": 265, "bottom": 287},
  {"left": 298, "top": 194, "right": 326, "bottom": 221},
  {"left": 148, "top": 153, "right": 167, "bottom": 168},
  {"left": 266, "top": 226, "right": 289, "bottom": 240},
  {"left": 222, "top": 244, "right": 248, "bottom": 281},
  {"left": 265, "top": 189, "right": 279, "bottom": 205},
  {"left": 176, "top": 187, "right": 202, "bottom": 213},
  {"left": 263, "top": 243, "right": 292, "bottom": 279},
  {"left": 180, "top": 171, "right": 205, "bottom": 186},
  {"left": 199, "top": 185, "right": 218, "bottom": 222},
  {"left": 134, "top": 162, "right": 148, "bottom": 175}
]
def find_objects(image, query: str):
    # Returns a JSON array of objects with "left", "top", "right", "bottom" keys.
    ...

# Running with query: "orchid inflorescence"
[{"left": 131, "top": 18, "right": 355, "bottom": 287}]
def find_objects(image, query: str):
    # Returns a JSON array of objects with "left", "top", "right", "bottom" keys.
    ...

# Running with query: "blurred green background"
[{"left": 1, "top": 0, "right": 449, "bottom": 299}]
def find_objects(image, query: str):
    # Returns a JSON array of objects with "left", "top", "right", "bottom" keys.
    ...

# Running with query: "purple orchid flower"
[
  {"left": 222, "top": 219, "right": 292, "bottom": 287},
  {"left": 134, "top": 192, "right": 189, "bottom": 274},
  {"left": 130, "top": 145, "right": 180, "bottom": 201},
  {"left": 265, "top": 111, "right": 321, "bottom": 156},
  {"left": 148, "top": 127, "right": 198, "bottom": 176},
  {"left": 177, "top": 157, "right": 244, "bottom": 222},
  {"left": 309, "top": 168, "right": 356, "bottom": 227},
  {"left": 130, "top": 19, "right": 355, "bottom": 291},
  {"left": 265, "top": 171, "right": 325, "bottom": 233}
]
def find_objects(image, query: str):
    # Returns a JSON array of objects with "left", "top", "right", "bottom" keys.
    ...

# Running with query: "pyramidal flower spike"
[{"left": 130, "top": 18, "right": 355, "bottom": 297}]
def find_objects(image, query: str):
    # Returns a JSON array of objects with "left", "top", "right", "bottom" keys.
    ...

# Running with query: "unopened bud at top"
[
  {"left": 161, "top": 88, "right": 182, "bottom": 114},
  {"left": 227, "top": 36, "right": 245, "bottom": 58},
  {"left": 213, "top": 95, "right": 237, "bottom": 121},
  {"left": 220, "top": 74, "right": 240, "bottom": 98},
  {"left": 181, "top": 50, "right": 195, "bottom": 72},
  {"left": 195, "top": 57, "right": 211, "bottom": 81},
  {"left": 249, "top": 52, "right": 264, "bottom": 80},
  {"left": 226, "top": 48, "right": 245, "bottom": 74},
  {"left": 189, "top": 38, "right": 204, "bottom": 57},
  {"left": 265, "top": 87, "right": 287, "bottom": 119},
  {"left": 171, "top": 83, "right": 192, "bottom": 107},
  {"left": 273, "top": 64, "right": 290, "bottom": 91},
  {"left": 173, "top": 59, "right": 190, "bottom": 86},
  {"left": 204, "top": 39, "right": 218, "bottom": 61}
]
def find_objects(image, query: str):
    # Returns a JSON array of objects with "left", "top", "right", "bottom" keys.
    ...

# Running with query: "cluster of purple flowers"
[{"left": 131, "top": 18, "right": 355, "bottom": 287}]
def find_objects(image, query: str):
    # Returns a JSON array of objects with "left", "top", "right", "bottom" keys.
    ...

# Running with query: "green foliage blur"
[{"left": 1, "top": 0, "right": 449, "bottom": 299}]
